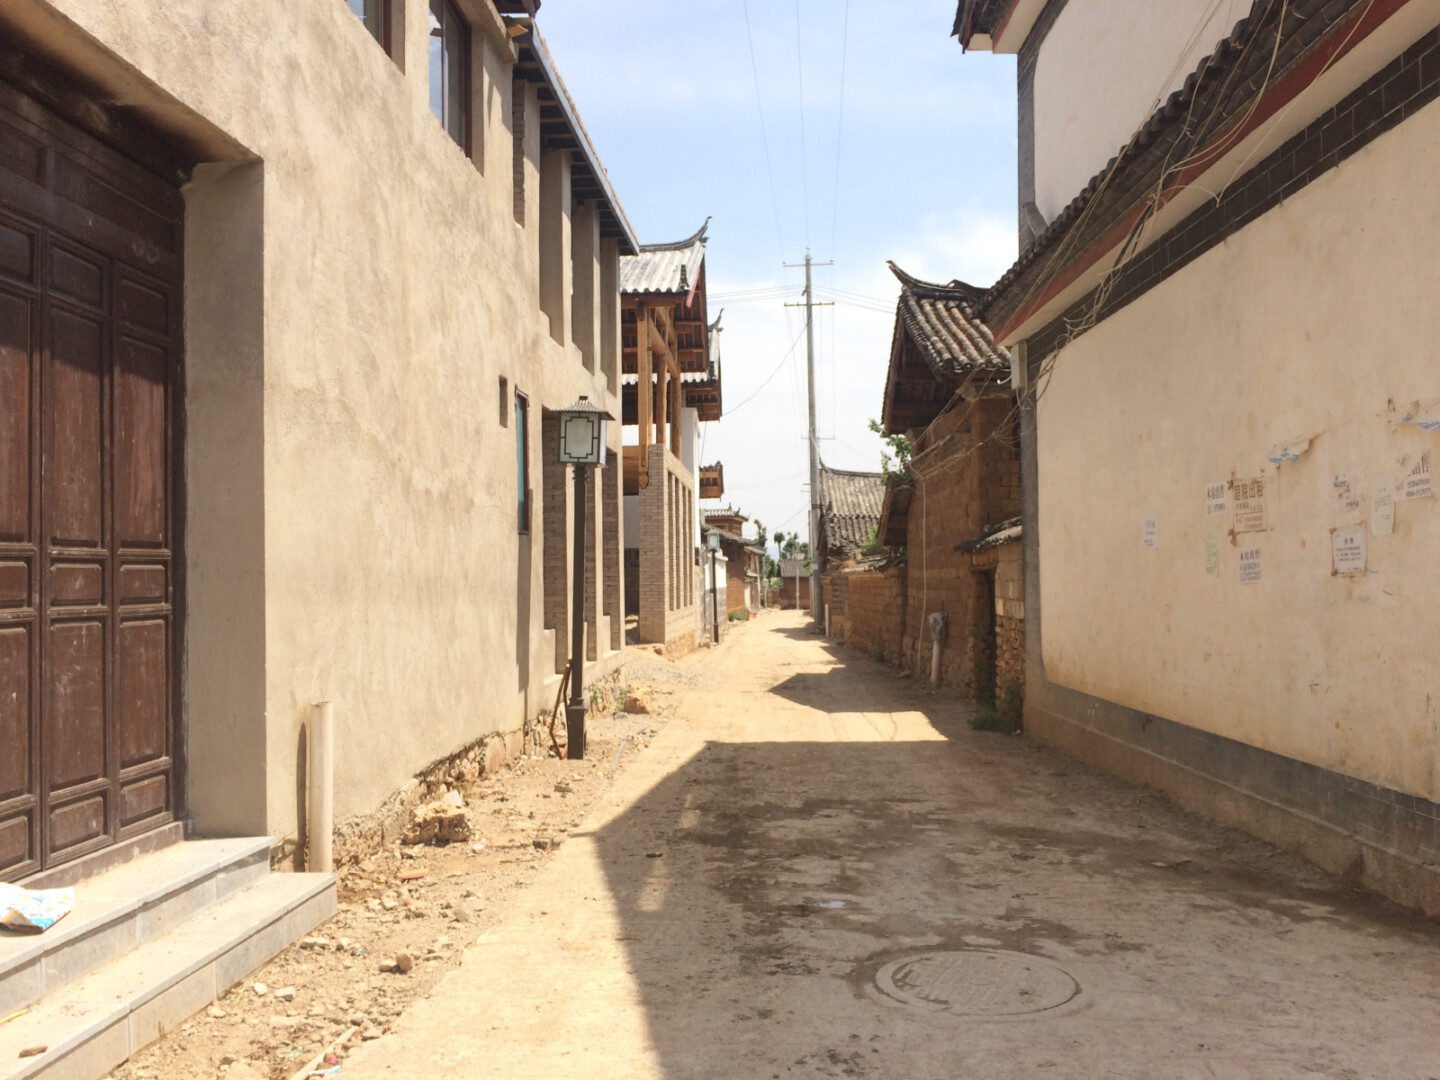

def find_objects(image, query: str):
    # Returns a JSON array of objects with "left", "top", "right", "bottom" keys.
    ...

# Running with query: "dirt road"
[{"left": 345, "top": 610, "right": 1440, "bottom": 1079}]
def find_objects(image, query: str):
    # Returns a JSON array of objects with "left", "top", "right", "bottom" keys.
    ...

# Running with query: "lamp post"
[
  {"left": 707, "top": 530, "right": 721, "bottom": 644},
  {"left": 557, "top": 395, "right": 612, "bottom": 760}
]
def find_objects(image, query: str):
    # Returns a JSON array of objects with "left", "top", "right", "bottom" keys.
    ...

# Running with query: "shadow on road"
[{"left": 587, "top": 650, "right": 1440, "bottom": 1077}]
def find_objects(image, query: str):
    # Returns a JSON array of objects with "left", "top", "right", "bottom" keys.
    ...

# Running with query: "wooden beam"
[
  {"left": 670, "top": 376, "right": 682, "bottom": 455},
  {"left": 656, "top": 362, "right": 668, "bottom": 453},
  {"left": 637, "top": 300, "right": 651, "bottom": 488},
  {"left": 647, "top": 317, "right": 676, "bottom": 373}
]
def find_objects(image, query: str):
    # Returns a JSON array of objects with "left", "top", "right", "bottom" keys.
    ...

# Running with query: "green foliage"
[
  {"left": 752, "top": 518, "right": 769, "bottom": 553},
  {"left": 970, "top": 683, "right": 1023, "bottom": 734},
  {"left": 728, "top": 609, "right": 747, "bottom": 622},
  {"left": 859, "top": 523, "right": 887, "bottom": 557},
  {"left": 868, "top": 419, "right": 912, "bottom": 479}
]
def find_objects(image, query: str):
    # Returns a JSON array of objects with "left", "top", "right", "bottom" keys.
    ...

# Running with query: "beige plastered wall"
[
  {"left": 24, "top": 0, "right": 625, "bottom": 840},
  {"left": 1033, "top": 0, "right": 1253, "bottom": 221},
  {"left": 1037, "top": 96, "right": 1440, "bottom": 802}
]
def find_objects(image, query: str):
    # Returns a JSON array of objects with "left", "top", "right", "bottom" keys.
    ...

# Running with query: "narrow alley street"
[{"left": 342, "top": 612, "right": 1440, "bottom": 1080}]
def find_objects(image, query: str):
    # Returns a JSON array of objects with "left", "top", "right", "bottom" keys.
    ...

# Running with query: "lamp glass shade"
[
  {"left": 558, "top": 412, "right": 606, "bottom": 465},
  {"left": 706, "top": 531, "right": 721, "bottom": 552}
]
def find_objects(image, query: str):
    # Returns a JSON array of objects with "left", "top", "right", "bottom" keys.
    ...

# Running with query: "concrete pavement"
[{"left": 345, "top": 611, "right": 1440, "bottom": 1079}]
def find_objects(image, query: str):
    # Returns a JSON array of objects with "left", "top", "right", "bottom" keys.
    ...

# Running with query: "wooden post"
[
  {"left": 656, "top": 364, "right": 668, "bottom": 455},
  {"left": 636, "top": 301, "right": 651, "bottom": 486}
]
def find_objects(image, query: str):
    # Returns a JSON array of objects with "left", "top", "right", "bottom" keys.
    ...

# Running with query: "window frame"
[
  {"left": 428, "top": 0, "right": 472, "bottom": 153},
  {"left": 515, "top": 391, "right": 530, "bottom": 534},
  {"left": 346, "top": 0, "right": 393, "bottom": 56}
]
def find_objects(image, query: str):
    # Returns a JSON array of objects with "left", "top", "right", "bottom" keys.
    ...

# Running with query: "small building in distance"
[
  {"left": 778, "top": 558, "right": 812, "bottom": 611},
  {"left": 620, "top": 222, "right": 720, "bottom": 655},
  {"left": 814, "top": 463, "right": 886, "bottom": 640},
  {"left": 842, "top": 262, "right": 1021, "bottom": 699},
  {"left": 701, "top": 508, "right": 764, "bottom": 626}
]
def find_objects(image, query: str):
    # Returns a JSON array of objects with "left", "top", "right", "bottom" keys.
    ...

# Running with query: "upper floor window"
[
  {"left": 347, "top": 0, "right": 390, "bottom": 51},
  {"left": 429, "top": 0, "right": 470, "bottom": 151}
]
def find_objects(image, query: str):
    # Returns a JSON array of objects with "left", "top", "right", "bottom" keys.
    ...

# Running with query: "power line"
[
  {"left": 741, "top": 0, "right": 787, "bottom": 263},
  {"left": 794, "top": 0, "right": 811, "bottom": 247},
  {"left": 828, "top": 0, "right": 851, "bottom": 262},
  {"left": 725, "top": 322, "right": 809, "bottom": 417}
]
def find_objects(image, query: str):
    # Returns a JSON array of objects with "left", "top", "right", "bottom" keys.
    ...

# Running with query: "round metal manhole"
[{"left": 874, "top": 949, "right": 1080, "bottom": 1017}]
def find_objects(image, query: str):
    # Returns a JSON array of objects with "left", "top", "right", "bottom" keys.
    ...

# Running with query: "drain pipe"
[
  {"left": 309, "top": 701, "right": 334, "bottom": 873},
  {"left": 927, "top": 612, "right": 948, "bottom": 689}
]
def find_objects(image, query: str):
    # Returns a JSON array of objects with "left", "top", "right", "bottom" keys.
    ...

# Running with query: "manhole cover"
[{"left": 874, "top": 949, "right": 1079, "bottom": 1016}]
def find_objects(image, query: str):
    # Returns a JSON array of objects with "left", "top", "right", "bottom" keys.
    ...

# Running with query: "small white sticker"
[
  {"left": 1401, "top": 452, "right": 1432, "bottom": 500},
  {"left": 1205, "top": 481, "right": 1229, "bottom": 517},
  {"left": 1372, "top": 486, "right": 1395, "bottom": 536},
  {"left": 1142, "top": 516, "right": 1158, "bottom": 549},
  {"left": 1331, "top": 525, "right": 1367, "bottom": 575},
  {"left": 1239, "top": 546, "right": 1262, "bottom": 584}
]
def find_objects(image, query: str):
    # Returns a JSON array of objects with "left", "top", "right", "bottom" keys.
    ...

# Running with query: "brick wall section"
[
  {"left": 821, "top": 573, "right": 852, "bottom": 638},
  {"left": 968, "top": 538, "right": 1024, "bottom": 695},
  {"left": 725, "top": 561, "right": 748, "bottom": 617},
  {"left": 637, "top": 443, "right": 698, "bottom": 654},
  {"left": 898, "top": 399, "right": 1021, "bottom": 694},
  {"left": 603, "top": 458, "right": 622, "bottom": 651},
  {"left": 843, "top": 566, "right": 907, "bottom": 663},
  {"left": 779, "top": 576, "right": 810, "bottom": 611},
  {"left": 541, "top": 413, "right": 569, "bottom": 674},
  {"left": 841, "top": 396, "right": 1024, "bottom": 700}
]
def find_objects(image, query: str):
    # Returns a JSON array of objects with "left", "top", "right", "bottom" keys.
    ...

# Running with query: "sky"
[{"left": 540, "top": 1, "right": 1019, "bottom": 547}]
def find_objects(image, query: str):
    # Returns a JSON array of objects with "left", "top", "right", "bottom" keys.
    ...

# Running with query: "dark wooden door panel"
[
  {"left": 0, "top": 78, "right": 183, "bottom": 877},
  {"left": 117, "top": 616, "right": 166, "bottom": 767},
  {"left": 0, "top": 288, "right": 33, "bottom": 543},
  {"left": 46, "top": 306, "right": 105, "bottom": 548},
  {"left": 45, "top": 618, "right": 106, "bottom": 788},
  {"left": 114, "top": 336, "right": 167, "bottom": 547},
  {"left": 0, "top": 626, "right": 32, "bottom": 801}
]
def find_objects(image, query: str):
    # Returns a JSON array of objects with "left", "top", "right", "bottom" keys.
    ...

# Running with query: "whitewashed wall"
[
  {"left": 1037, "top": 96, "right": 1440, "bottom": 801},
  {"left": 1033, "top": 0, "right": 1253, "bottom": 219}
]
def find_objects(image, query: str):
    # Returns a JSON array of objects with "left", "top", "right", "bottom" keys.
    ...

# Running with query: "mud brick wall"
[
  {"left": 725, "top": 562, "right": 748, "bottom": 616},
  {"left": 843, "top": 566, "right": 907, "bottom": 663},
  {"left": 968, "top": 538, "right": 1025, "bottom": 696},
  {"left": 780, "top": 576, "right": 811, "bottom": 610},
  {"left": 898, "top": 399, "right": 1021, "bottom": 694},
  {"left": 822, "top": 574, "right": 852, "bottom": 638}
]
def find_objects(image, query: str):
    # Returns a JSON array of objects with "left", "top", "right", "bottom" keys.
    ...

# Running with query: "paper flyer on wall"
[{"left": 1331, "top": 526, "right": 1366, "bottom": 575}]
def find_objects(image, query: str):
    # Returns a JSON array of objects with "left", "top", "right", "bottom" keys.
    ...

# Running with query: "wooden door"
[{"left": 0, "top": 79, "right": 183, "bottom": 879}]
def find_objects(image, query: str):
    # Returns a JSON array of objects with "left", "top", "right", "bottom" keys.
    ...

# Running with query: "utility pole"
[{"left": 785, "top": 250, "right": 832, "bottom": 625}]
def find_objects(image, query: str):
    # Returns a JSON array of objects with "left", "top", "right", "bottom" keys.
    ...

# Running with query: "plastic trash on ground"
[{"left": 0, "top": 883, "right": 75, "bottom": 933}]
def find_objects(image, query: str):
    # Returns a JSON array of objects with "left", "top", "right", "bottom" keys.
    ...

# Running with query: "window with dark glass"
[
  {"left": 516, "top": 392, "right": 530, "bottom": 532},
  {"left": 429, "top": 0, "right": 470, "bottom": 151},
  {"left": 346, "top": 0, "right": 389, "bottom": 50}
]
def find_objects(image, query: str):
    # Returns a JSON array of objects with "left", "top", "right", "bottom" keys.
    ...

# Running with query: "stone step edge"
[
  {"left": 0, "top": 871, "right": 336, "bottom": 1080},
  {"left": 0, "top": 836, "right": 276, "bottom": 985}
]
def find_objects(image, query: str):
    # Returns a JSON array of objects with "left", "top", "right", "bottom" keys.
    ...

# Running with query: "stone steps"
[{"left": 0, "top": 839, "right": 336, "bottom": 1079}]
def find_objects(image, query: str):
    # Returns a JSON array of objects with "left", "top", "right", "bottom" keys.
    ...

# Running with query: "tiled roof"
[
  {"left": 619, "top": 219, "right": 709, "bottom": 296},
  {"left": 951, "top": 0, "right": 1011, "bottom": 49},
  {"left": 955, "top": 516, "right": 1023, "bottom": 554},
  {"left": 889, "top": 262, "right": 1007, "bottom": 378},
  {"left": 818, "top": 463, "right": 886, "bottom": 555},
  {"left": 978, "top": 0, "right": 1362, "bottom": 334},
  {"left": 778, "top": 557, "right": 809, "bottom": 578}
]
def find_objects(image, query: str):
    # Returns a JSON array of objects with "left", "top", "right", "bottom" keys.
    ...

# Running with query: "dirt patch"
[{"left": 112, "top": 696, "right": 674, "bottom": 1080}]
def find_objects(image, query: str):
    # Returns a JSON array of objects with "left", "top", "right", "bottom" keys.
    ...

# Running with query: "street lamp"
[
  {"left": 557, "top": 395, "right": 612, "bottom": 760},
  {"left": 707, "top": 529, "right": 721, "bottom": 645}
]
